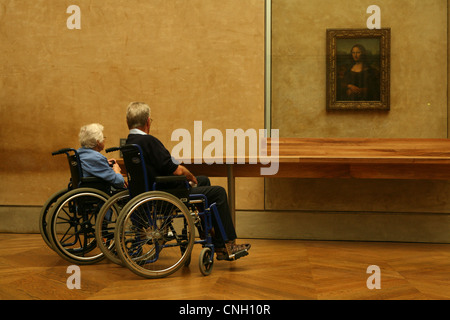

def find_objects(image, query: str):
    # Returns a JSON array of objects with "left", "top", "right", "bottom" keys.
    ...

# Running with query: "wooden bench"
[{"left": 119, "top": 138, "right": 450, "bottom": 223}]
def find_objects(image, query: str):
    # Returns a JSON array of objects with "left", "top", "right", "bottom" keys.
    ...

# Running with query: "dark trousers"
[{"left": 190, "top": 176, "right": 237, "bottom": 247}]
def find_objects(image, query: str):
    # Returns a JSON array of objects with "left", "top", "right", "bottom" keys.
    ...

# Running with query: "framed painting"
[{"left": 326, "top": 28, "right": 390, "bottom": 110}]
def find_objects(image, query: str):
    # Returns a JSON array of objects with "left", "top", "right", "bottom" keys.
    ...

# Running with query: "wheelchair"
[
  {"left": 94, "top": 188, "right": 129, "bottom": 266},
  {"left": 40, "top": 148, "right": 87, "bottom": 250},
  {"left": 40, "top": 148, "right": 116, "bottom": 265},
  {"left": 101, "top": 144, "right": 242, "bottom": 278}
]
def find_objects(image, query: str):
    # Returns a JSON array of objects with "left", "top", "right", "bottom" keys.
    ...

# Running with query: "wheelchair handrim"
[
  {"left": 95, "top": 190, "right": 130, "bottom": 265},
  {"left": 116, "top": 192, "right": 195, "bottom": 278},
  {"left": 51, "top": 191, "right": 107, "bottom": 262}
]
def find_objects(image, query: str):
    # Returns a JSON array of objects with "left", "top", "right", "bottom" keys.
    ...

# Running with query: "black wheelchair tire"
[
  {"left": 39, "top": 188, "right": 68, "bottom": 250},
  {"left": 94, "top": 190, "right": 130, "bottom": 265},
  {"left": 49, "top": 187, "right": 110, "bottom": 265},
  {"left": 115, "top": 191, "right": 195, "bottom": 279},
  {"left": 199, "top": 247, "right": 214, "bottom": 276}
]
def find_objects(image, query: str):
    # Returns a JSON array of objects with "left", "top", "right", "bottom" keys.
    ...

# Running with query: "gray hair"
[
  {"left": 79, "top": 123, "right": 104, "bottom": 149},
  {"left": 126, "top": 102, "right": 151, "bottom": 129}
]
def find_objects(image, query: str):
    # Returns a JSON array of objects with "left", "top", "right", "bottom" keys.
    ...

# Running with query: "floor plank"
[{"left": 0, "top": 234, "right": 449, "bottom": 300}]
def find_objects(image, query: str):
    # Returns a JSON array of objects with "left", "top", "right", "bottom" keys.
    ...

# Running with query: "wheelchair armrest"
[
  {"left": 154, "top": 176, "right": 187, "bottom": 183},
  {"left": 153, "top": 176, "right": 190, "bottom": 201},
  {"left": 79, "top": 177, "right": 113, "bottom": 194},
  {"left": 80, "top": 177, "right": 104, "bottom": 183}
]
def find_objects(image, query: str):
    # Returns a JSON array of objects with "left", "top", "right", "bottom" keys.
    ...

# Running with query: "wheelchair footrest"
[
  {"left": 232, "top": 249, "right": 249, "bottom": 260},
  {"left": 217, "top": 249, "right": 249, "bottom": 261}
]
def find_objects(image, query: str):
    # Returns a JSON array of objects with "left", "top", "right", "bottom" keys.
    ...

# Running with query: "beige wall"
[
  {"left": 272, "top": 0, "right": 448, "bottom": 138},
  {"left": 0, "top": 0, "right": 264, "bottom": 206},
  {"left": 261, "top": 0, "right": 450, "bottom": 242},
  {"left": 1, "top": 0, "right": 449, "bottom": 241}
]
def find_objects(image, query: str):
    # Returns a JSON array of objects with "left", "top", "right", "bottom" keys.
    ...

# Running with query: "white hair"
[
  {"left": 126, "top": 102, "right": 151, "bottom": 129},
  {"left": 79, "top": 123, "right": 104, "bottom": 149}
]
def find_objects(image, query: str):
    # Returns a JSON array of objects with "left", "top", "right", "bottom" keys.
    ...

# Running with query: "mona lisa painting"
[{"left": 326, "top": 28, "right": 390, "bottom": 110}]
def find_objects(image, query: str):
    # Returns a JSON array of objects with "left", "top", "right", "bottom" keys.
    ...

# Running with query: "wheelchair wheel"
[
  {"left": 115, "top": 191, "right": 195, "bottom": 279},
  {"left": 49, "top": 188, "right": 109, "bottom": 265},
  {"left": 39, "top": 188, "right": 68, "bottom": 250},
  {"left": 94, "top": 190, "right": 130, "bottom": 265},
  {"left": 199, "top": 247, "right": 214, "bottom": 276}
]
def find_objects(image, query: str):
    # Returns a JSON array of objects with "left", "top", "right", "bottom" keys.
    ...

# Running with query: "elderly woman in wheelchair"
[
  {"left": 77, "top": 123, "right": 125, "bottom": 190},
  {"left": 39, "top": 123, "right": 125, "bottom": 265}
]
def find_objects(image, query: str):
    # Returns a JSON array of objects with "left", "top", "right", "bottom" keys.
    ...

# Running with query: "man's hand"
[{"left": 173, "top": 165, "right": 197, "bottom": 185}]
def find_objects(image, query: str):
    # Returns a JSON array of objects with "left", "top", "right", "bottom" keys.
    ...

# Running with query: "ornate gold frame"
[{"left": 326, "top": 28, "right": 390, "bottom": 111}]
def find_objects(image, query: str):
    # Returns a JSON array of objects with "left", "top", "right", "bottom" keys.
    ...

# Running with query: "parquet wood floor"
[{"left": 0, "top": 233, "right": 449, "bottom": 300}]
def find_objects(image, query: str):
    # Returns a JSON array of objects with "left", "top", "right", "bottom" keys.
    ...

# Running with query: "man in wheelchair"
[
  {"left": 77, "top": 123, "right": 126, "bottom": 191},
  {"left": 125, "top": 102, "right": 251, "bottom": 261}
]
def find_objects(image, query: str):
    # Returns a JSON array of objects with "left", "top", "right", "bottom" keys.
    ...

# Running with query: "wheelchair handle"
[
  {"left": 106, "top": 147, "right": 121, "bottom": 153},
  {"left": 52, "top": 148, "right": 76, "bottom": 156}
]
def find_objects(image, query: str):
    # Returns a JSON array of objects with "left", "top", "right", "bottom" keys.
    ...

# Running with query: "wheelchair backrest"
[
  {"left": 116, "top": 144, "right": 190, "bottom": 201},
  {"left": 51, "top": 148, "right": 84, "bottom": 188},
  {"left": 67, "top": 153, "right": 82, "bottom": 188},
  {"left": 121, "top": 144, "right": 149, "bottom": 198},
  {"left": 52, "top": 148, "right": 112, "bottom": 193}
]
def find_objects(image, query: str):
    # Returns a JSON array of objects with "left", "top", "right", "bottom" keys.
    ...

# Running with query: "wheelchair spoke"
[
  {"left": 94, "top": 190, "right": 129, "bottom": 266},
  {"left": 50, "top": 189, "right": 107, "bottom": 264},
  {"left": 115, "top": 192, "right": 195, "bottom": 278},
  {"left": 56, "top": 206, "right": 74, "bottom": 223},
  {"left": 60, "top": 226, "right": 78, "bottom": 247}
]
